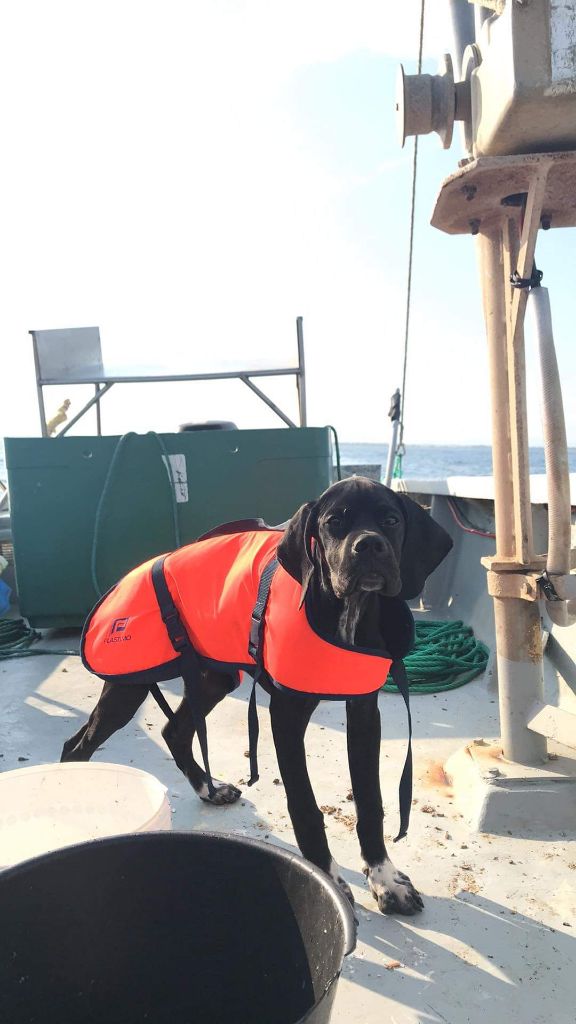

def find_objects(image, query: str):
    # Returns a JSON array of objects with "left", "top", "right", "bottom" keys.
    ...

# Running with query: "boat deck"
[{"left": 1, "top": 630, "right": 575, "bottom": 1024}]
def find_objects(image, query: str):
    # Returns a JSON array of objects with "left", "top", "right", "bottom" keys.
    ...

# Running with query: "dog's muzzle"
[{"left": 348, "top": 533, "right": 401, "bottom": 595}]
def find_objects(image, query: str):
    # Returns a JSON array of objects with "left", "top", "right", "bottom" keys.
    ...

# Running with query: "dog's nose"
[{"left": 352, "top": 533, "right": 385, "bottom": 555}]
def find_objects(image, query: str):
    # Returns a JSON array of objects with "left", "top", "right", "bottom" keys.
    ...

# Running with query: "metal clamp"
[
  {"left": 487, "top": 570, "right": 539, "bottom": 601},
  {"left": 537, "top": 571, "right": 563, "bottom": 602},
  {"left": 510, "top": 266, "right": 543, "bottom": 290}
]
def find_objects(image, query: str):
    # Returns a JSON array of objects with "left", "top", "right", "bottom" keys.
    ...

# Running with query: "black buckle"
[
  {"left": 538, "top": 571, "right": 563, "bottom": 602},
  {"left": 162, "top": 608, "right": 190, "bottom": 650},
  {"left": 247, "top": 557, "right": 278, "bottom": 662},
  {"left": 248, "top": 614, "right": 261, "bottom": 660},
  {"left": 510, "top": 265, "right": 543, "bottom": 290}
]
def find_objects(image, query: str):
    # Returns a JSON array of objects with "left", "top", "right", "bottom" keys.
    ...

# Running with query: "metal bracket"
[
  {"left": 482, "top": 550, "right": 576, "bottom": 573},
  {"left": 487, "top": 570, "right": 540, "bottom": 601},
  {"left": 486, "top": 568, "right": 576, "bottom": 603},
  {"left": 481, "top": 554, "right": 547, "bottom": 573}
]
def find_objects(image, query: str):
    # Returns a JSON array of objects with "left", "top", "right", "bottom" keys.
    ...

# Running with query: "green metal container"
[{"left": 5, "top": 429, "right": 333, "bottom": 627}]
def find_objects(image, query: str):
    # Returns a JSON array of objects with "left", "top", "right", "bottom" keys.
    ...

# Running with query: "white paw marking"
[
  {"left": 197, "top": 779, "right": 242, "bottom": 804},
  {"left": 365, "top": 857, "right": 423, "bottom": 915}
]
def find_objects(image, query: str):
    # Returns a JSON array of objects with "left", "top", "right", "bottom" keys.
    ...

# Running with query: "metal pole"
[
  {"left": 475, "top": 229, "right": 515, "bottom": 555},
  {"left": 95, "top": 384, "right": 102, "bottom": 436},
  {"left": 384, "top": 388, "right": 401, "bottom": 487},
  {"left": 31, "top": 335, "right": 48, "bottom": 437},
  {"left": 384, "top": 420, "right": 400, "bottom": 488},
  {"left": 476, "top": 226, "right": 547, "bottom": 766},
  {"left": 36, "top": 384, "right": 48, "bottom": 437},
  {"left": 296, "top": 316, "right": 307, "bottom": 427},
  {"left": 239, "top": 376, "right": 298, "bottom": 428},
  {"left": 56, "top": 382, "right": 114, "bottom": 437},
  {"left": 447, "top": 0, "right": 476, "bottom": 79},
  {"left": 474, "top": 4, "right": 492, "bottom": 40}
]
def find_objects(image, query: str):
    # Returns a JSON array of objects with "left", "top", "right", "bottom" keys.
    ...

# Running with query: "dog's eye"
[
  {"left": 326, "top": 513, "right": 345, "bottom": 528},
  {"left": 381, "top": 514, "right": 400, "bottom": 527}
]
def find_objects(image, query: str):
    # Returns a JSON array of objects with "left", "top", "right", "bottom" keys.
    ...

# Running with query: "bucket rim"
[
  {"left": 0, "top": 759, "right": 169, "bottom": 788},
  {"left": 0, "top": 828, "right": 357, "bottom": 956}
]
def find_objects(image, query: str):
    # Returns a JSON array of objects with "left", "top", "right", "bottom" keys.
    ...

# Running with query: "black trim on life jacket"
[
  {"left": 269, "top": 680, "right": 383, "bottom": 700},
  {"left": 150, "top": 556, "right": 217, "bottom": 799},
  {"left": 197, "top": 518, "right": 283, "bottom": 542},
  {"left": 196, "top": 658, "right": 244, "bottom": 687},
  {"left": 84, "top": 659, "right": 185, "bottom": 688}
]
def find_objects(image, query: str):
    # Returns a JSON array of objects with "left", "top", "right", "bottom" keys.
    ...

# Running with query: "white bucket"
[{"left": 0, "top": 762, "right": 171, "bottom": 869}]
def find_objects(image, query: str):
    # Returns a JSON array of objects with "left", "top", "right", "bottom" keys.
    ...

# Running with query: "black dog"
[{"left": 62, "top": 477, "right": 452, "bottom": 915}]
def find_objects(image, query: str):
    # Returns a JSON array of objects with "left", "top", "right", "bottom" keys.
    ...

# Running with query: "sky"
[{"left": 1, "top": 0, "right": 575, "bottom": 447}]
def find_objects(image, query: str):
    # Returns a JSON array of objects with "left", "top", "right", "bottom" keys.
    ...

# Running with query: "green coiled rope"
[
  {"left": 0, "top": 618, "right": 79, "bottom": 660},
  {"left": 385, "top": 619, "right": 489, "bottom": 694}
]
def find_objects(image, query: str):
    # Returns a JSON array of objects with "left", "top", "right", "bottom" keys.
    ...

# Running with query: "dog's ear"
[
  {"left": 276, "top": 500, "right": 318, "bottom": 607},
  {"left": 396, "top": 493, "right": 453, "bottom": 600}
]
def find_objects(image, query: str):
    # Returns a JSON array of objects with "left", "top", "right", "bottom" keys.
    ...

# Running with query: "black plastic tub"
[{"left": 0, "top": 830, "right": 356, "bottom": 1024}]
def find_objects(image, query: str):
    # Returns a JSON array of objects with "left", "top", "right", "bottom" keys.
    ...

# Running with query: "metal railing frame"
[{"left": 31, "top": 317, "right": 307, "bottom": 437}]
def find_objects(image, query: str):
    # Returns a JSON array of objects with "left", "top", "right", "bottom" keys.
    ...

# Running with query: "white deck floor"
[{"left": 1, "top": 637, "right": 575, "bottom": 1024}]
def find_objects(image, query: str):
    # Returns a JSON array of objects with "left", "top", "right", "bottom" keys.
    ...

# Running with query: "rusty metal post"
[
  {"left": 476, "top": 224, "right": 547, "bottom": 766},
  {"left": 475, "top": 229, "right": 515, "bottom": 557},
  {"left": 296, "top": 316, "right": 307, "bottom": 428}
]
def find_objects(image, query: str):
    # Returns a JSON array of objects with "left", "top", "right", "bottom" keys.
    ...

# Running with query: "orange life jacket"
[{"left": 82, "top": 525, "right": 398, "bottom": 697}]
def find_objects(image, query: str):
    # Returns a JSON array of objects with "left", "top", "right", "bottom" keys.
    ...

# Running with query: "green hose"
[
  {"left": 385, "top": 619, "right": 489, "bottom": 694},
  {"left": 0, "top": 617, "right": 79, "bottom": 660},
  {"left": 91, "top": 431, "right": 182, "bottom": 598}
]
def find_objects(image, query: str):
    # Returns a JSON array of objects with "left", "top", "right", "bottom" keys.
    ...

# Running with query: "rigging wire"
[{"left": 397, "top": 0, "right": 426, "bottom": 467}]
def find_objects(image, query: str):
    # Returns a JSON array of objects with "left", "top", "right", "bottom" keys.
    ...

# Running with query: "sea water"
[
  {"left": 339, "top": 442, "right": 576, "bottom": 480},
  {"left": 2, "top": 439, "right": 576, "bottom": 486}
]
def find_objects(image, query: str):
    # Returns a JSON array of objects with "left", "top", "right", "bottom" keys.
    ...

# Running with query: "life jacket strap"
[
  {"left": 248, "top": 557, "right": 279, "bottom": 661},
  {"left": 149, "top": 683, "right": 176, "bottom": 722},
  {"left": 247, "top": 557, "right": 279, "bottom": 786},
  {"left": 389, "top": 660, "right": 413, "bottom": 842},
  {"left": 151, "top": 555, "right": 216, "bottom": 799},
  {"left": 151, "top": 557, "right": 190, "bottom": 652}
]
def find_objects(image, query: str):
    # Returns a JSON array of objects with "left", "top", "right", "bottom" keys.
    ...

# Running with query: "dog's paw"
[
  {"left": 328, "top": 859, "right": 355, "bottom": 909},
  {"left": 364, "top": 859, "right": 424, "bottom": 916},
  {"left": 197, "top": 780, "right": 242, "bottom": 805}
]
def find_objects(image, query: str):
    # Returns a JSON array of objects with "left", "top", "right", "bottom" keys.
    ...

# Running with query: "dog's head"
[{"left": 277, "top": 477, "right": 452, "bottom": 605}]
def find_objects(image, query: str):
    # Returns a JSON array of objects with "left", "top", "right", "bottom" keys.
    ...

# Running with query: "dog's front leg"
[
  {"left": 270, "top": 688, "right": 353, "bottom": 903},
  {"left": 346, "top": 693, "right": 423, "bottom": 915}
]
